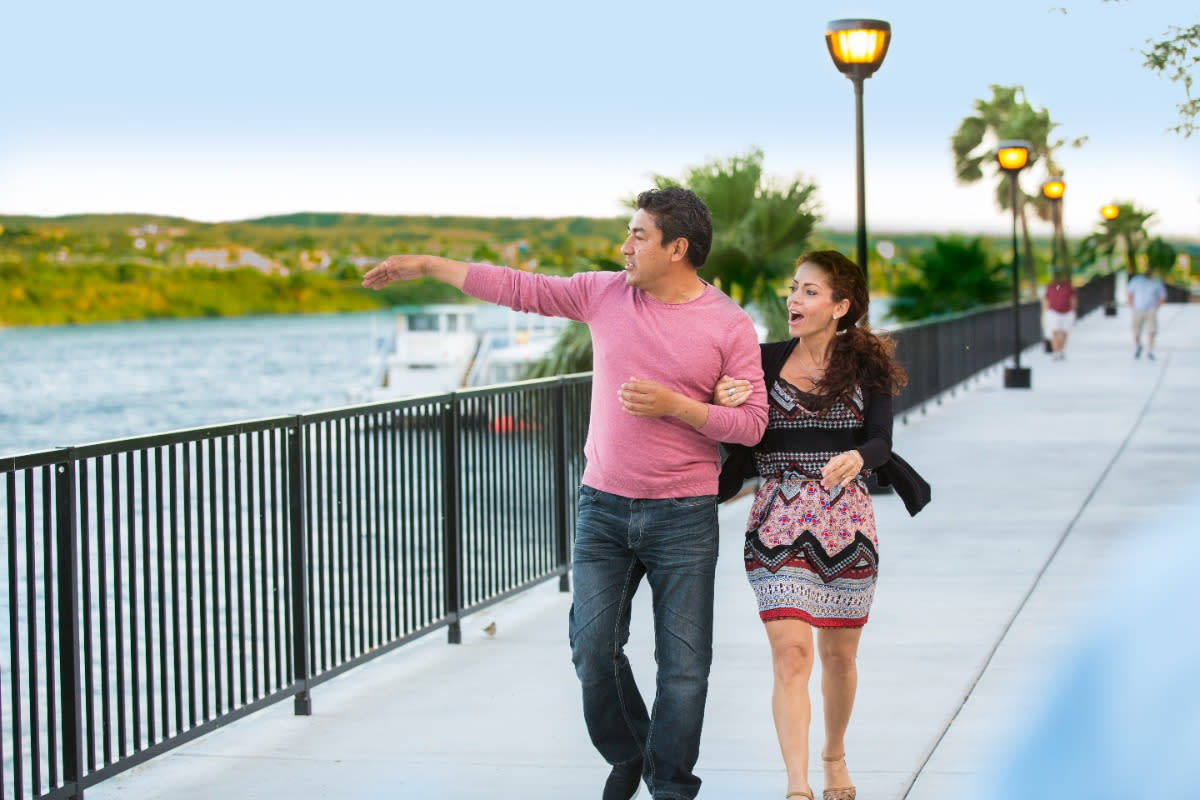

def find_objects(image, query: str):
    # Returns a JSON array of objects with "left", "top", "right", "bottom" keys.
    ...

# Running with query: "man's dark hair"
[{"left": 635, "top": 186, "right": 713, "bottom": 268}]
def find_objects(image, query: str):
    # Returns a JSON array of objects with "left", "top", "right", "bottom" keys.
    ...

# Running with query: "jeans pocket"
[{"left": 667, "top": 493, "right": 717, "bottom": 509}]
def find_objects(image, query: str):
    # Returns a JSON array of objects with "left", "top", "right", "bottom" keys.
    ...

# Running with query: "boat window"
[
  {"left": 407, "top": 313, "right": 439, "bottom": 332},
  {"left": 446, "top": 315, "right": 459, "bottom": 332}
]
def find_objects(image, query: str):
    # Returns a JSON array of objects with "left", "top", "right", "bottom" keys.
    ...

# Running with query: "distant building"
[
  {"left": 185, "top": 247, "right": 287, "bottom": 275},
  {"left": 300, "top": 250, "right": 332, "bottom": 271},
  {"left": 127, "top": 223, "right": 188, "bottom": 238},
  {"left": 347, "top": 255, "right": 378, "bottom": 269}
]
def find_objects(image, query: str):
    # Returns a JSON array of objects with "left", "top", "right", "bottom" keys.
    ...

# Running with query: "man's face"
[{"left": 620, "top": 209, "right": 677, "bottom": 290}]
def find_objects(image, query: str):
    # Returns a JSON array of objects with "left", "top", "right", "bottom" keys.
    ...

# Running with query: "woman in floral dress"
[{"left": 716, "top": 250, "right": 923, "bottom": 800}]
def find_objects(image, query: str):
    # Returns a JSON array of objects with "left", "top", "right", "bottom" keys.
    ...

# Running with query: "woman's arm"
[{"left": 857, "top": 390, "right": 894, "bottom": 469}]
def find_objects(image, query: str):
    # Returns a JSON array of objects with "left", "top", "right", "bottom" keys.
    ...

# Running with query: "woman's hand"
[
  {"left": 821, "top": 449, "right": 865, "bottom": 490},
  {"left": 713, "top": 375, "right": 752, "bottom": 408}
]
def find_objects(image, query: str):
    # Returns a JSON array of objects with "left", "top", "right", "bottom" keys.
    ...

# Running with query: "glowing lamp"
[
  {"left": 825, "top": 19, "right": 891, "bottom": 80},
  {"left": 996, "top": 141, "right": 1031, "bottom": 173}
]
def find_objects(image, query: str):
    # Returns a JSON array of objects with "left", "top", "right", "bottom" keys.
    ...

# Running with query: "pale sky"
[{"left": 2, "top": 0, "right": 1197, "bottom": 240}]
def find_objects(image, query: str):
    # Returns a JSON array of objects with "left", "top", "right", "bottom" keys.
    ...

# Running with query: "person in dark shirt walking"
[{"left": 1043, "top": 270, "right": 1077, "bottom": 361}]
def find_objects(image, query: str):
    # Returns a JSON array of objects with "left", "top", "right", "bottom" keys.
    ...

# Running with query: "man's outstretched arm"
[
  {"left": 362, "top": 255, "right": 468, "bottom": 291},
  {"left": 365, "top": 254, "right": 595, "bottom": 322}
]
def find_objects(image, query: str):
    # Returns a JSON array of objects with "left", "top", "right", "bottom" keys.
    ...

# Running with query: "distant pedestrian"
[
  {"left": 362, "top": 187, "right": 768, "bottom": 800},
  {"left": 1126, "top": 265, "right": 1167, "bottom": 359},
  {"left": 1042, "top": 270, "right": 1076, "bottom": 361},
  {"left": 714, "top": 250, "right": 929, "bottom": 800}
]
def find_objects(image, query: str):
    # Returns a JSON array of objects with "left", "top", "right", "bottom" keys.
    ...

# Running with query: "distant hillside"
[{"left": 4, "top": 211, "right": 1194, "bottom": 327}]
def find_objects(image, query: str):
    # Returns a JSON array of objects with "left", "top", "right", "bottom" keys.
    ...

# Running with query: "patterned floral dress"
[{"left": 743, "top": 378, "right": 880, "bottom": 627}]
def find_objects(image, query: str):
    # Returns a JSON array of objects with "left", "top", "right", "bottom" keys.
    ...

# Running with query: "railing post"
[
  {"left": 442, "top": 396, "right": 463, "bottom": 644},
  {"left": 55, "top": 449, "right": 85, "bottom": 799},
  {"left": 554, "top": 378, "right": 571, "bottom": 592},
  {"left": 286, "top": 418, "right": 312, "bottom": 715}
]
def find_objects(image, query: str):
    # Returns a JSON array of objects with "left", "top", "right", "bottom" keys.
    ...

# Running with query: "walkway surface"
[{"left": 89, "top": 303, "right": 1200, "bottom": 800}]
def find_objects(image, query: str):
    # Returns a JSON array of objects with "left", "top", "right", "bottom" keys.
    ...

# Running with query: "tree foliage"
[
  {"left": 1145, "top": 237, "right": 1178, "bottom": 272},
  {"left": 0, "top": 212, "right": 629, "bottom": 326},
  {"left": 0, "top": 262, "right": 384, "bottom": 326},
  {"left": 1143, "top": 23, "right": 1200, "bottom": 137},
  {"left": 889, "top": 236, "right": 1009, "bottom": 322},
  {"left": 1074, "top": 201, "right": 1155, "bottom": 275}
]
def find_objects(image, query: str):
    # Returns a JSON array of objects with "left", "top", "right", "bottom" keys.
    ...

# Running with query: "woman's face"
[{"left": 787, "top": 262, "right": 850, "bottom": 338}]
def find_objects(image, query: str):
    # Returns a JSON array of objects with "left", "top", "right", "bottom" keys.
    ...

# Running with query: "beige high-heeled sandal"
[
  {"left": 822, "top": 753, "right": 856, "bottom": 800},
  {"left": 785, "top": 791, "right": 814, "bottom": 800}
]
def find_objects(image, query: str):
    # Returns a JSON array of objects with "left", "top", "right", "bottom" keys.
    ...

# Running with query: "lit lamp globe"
[
  {"left": 1041, "top": 178, "right": 1065, "bottom": 200},
  {"left": 1101, "top": 204, "right": 1119, "bottom": 221},
  {"left": 825, "top": 19, "right": 892, "bottom": 79},
  {"left": 996, "top": 141, "right": 1031, "bottom": 173}
]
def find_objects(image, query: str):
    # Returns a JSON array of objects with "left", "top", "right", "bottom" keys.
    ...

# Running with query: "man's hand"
[
  {"left": 361, "top": 255, "right": 430, "bottom": 289},
  {"left": 618, "top": 378, "right": 679, "bottom": 418},
  {"left": 618, "top": 377, "right": 711, "bottom": 429}
]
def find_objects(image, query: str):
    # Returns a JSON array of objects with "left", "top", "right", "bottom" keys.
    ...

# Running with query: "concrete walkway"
[{"left": 89, "top": 303, "right": 1200, "bottom": 800}]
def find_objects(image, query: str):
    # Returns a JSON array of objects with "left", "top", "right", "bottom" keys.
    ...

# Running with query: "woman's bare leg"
[
  {"left": 765, "top": 618, "right": 816, "bottom": 797},
  {"left": 817, "top": 626, "right": 864, "bottom": 792}
]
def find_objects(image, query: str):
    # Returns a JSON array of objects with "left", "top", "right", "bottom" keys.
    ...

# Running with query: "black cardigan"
[{"left": 717, "top": 339, "right": 931, "bottom": 516}]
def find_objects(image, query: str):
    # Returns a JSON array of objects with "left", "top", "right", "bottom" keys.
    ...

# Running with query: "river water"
[{"left": 0, "top": 312, "right": 395, "bottom": 458}]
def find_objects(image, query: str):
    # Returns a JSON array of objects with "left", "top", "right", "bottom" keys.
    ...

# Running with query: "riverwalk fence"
[{"left": 0, "top": 275, "right": 1113, "bottom": 800}]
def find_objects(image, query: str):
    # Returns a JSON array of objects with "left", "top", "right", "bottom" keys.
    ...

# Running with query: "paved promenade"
[{"left": 90, "top": 303, "right": 1199, "bottom": 800}]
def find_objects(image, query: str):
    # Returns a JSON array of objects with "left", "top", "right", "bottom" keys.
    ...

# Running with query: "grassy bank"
[{"left": 0, "top": 261, "right": 472, "bottom": 326}]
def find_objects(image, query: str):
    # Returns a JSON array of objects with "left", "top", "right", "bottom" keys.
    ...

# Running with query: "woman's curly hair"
[{"left": 799, "top": 250, "right": 907, "bottom": 406}]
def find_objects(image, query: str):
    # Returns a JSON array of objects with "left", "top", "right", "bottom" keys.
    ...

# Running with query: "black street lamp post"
[
  {"left": 825, "top": 19, "right": 891, "bottom": 282},
  {"left": 1101, "top": 203, "right": 1120, "bottom": 316},
  {"left": 1041, "top": 177, "right": 1065, "bottom": 271},
  {"left": 997, "top": 140, "right": 1032, "bottom": 389}
]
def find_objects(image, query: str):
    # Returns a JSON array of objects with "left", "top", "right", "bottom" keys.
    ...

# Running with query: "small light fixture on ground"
[
  {"left": 825, "top": 18, "right": 891, "bottom": 285},
  {"left": 996, "top": 140, "right": 1032, "bottom": 389}
]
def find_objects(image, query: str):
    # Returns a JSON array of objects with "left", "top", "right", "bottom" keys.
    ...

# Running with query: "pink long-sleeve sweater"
[{"left": 463, "top": 263, "right": 767, "bottom": 499}]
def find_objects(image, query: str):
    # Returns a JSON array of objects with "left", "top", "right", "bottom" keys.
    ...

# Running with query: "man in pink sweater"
[{"left": 363, "top": 187, "right": 766, "bottom": 799}]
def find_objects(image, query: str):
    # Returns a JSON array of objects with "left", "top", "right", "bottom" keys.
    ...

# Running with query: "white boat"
[{"left": 347, "top": 304, "right": 568, "bottom": 402}]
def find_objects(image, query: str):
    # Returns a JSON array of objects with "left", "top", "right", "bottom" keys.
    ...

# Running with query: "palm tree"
[
  {"left": 1108, "top": 203, "right": 1155, "bottom": 274},
  {"left": 889, "top": 236, "right": 1008, "bottom": 322},
  {"left": 951, "top": 85, "right": 1086, "bottom": 288},
  {"left": 1074, "top": 202, "right": 1155, "bottom": 277}
]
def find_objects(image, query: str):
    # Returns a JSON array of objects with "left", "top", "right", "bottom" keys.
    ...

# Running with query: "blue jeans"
[{"left": 568, "top": 485, "right": 719, "bottom": 800}]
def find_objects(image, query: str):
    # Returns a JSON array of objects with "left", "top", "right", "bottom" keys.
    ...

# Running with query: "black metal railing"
[
  {"left": 0, "top": 278, "right": 1118, "bottom": 799},
  {"left": 889, "top": 273, "right": 1114, "bottom": 415},
  {"left": 0, "top": 375, "right": 590, "bottom": 800},
  {"left": 1165, "top": 281, "right": 1193, "bottom": 303},
  {"left": 1076, "top": 272, "right": 1117, "bottom": 316}
]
